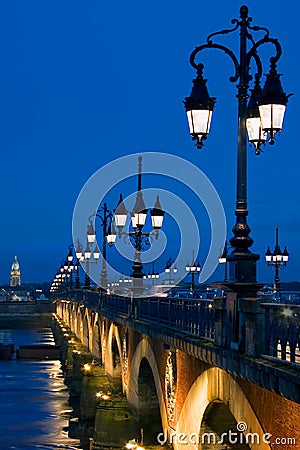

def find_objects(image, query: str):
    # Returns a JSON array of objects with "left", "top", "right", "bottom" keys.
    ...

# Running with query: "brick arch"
[
  {"left": 72, "top": 304, "right": 81, "bottom": 339},
  {"left": 90, "top": 312, "right": 101, "bottom": 359},
  {"left": 81, "top": 308, "right": 90, "bottom": 349},
  {"left": 127, "top": 339, "right": 168, "bottom": 431},
  {"left": 175, "top": 367, "right": 271, "bottom": 450},
  {"left": 105, "top": 323, "right": 123, "bottom": 385}
]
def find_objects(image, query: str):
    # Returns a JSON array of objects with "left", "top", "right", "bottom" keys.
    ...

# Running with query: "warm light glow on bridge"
[
  {"left": 125, "top": 439, "right": 144, "bottom": 450},
  {"left": 96, "top": 391, "right": 111, "bottom": 401}
]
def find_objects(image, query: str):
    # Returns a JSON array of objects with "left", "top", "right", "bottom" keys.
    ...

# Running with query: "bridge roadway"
[{"left": 54, "top": 289, "right": 300, "bottom": 450}]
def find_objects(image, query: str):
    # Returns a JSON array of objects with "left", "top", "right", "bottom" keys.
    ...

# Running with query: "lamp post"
[
  {"left": 83, "top": 241, "right": 91, "bottom": 289},
  {"left": 59, "top": 261, "right": 69, "bottom": 287},
  {"left": 265, "top": 228, "right": 289, "bottom": 292},
  {"left": 75, "top": 238, "right": 100, "bottom": 289},
  {"left": 219, "top": 241, "right": 229, "bottom": 283},
  {"left": 107, "top": 156, "right": 165, "bottom": 296},
  {"left": 185, "top": 252, "right": 201, "bottom": 292},
  {"left": 86, "top": 203, "right": 113, "bottom": 289},
  {"left": 164, "top": 257, "right": 178, "bottom": 285},
  {"left": 144, "top": 262, "right": 159, "bottom": 286},
  {"left": 66, "top": 245, "right": 80, "bottom": 289},
  {"left": 75, "top": 239, "right": 84, "bottom": 288},
  {"left": 184, "top": 5, "right": 291, "bottom": 292}
]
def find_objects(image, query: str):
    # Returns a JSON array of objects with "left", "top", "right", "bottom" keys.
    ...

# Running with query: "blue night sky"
[{"left": 0, "top": 0, "right": 299, "bottom": 285}]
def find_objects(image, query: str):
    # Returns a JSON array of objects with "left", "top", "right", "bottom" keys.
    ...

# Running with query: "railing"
[
  {"left": 262, "top": 303, "right": 300, "bottom": 364},
  {"left": 137, "top": 296, "right": 215, "bottom": 341},
  {"left": 53, "top": 289, "right": 215, "bottom": 342}
]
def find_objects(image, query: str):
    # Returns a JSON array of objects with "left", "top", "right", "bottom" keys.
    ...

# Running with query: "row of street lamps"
[{"left": 51, "top": 228, "right": 288, "bottom": 294}]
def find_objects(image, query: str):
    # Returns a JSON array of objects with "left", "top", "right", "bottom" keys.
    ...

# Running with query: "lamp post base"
[
  {"left": 226, "top": 253, "right": 260, "bottom": 290},
  {"left": 131, "top": 276, "right": 145, "bottom": 298}
]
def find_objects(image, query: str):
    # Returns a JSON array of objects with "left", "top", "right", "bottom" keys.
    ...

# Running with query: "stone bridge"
[{"left": 53, "top": 289, "right": 300, "bottom": 450}]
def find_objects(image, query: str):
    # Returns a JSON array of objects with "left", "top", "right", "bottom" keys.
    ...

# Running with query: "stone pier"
[{"left": 52, "top": 314, "right": 138, "bottom": 450}]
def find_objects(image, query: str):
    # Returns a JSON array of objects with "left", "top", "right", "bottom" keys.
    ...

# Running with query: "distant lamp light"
[
  {"left": 107, "top": 220, "right": 117, "bottom": 247},
  {"left": 273, "top": 242, "right": 282, "bottom": 262},
  {"left": 265, "top": 246, "right": 272, "bottom": 264},
  {"left": 150, "top": 195, "right": 165, "bottom": 229},
  {"left": 184, "top": 64, "right": 216, "bottom": 149},
  {"left": 93, "top": 243, "right": 100, "bottom": 260},
  {"left": 67, "top": 247, "right": 73, "bottom": 262},
  {"left": 132, "top": 191, "right": 148, "bottom": 227},
  {"left": 83, "top": 363, "right": 92, "bottom": 372},
  {"left": 219, "top": 242, "right": 228, "bottom": 264},
  {"left": 282, "top": 246, "right": 289, "bottom": 264},
  {"left": 87, "top": 221, "right": 96, "bottom": 244},
  {"left": 75, "top": 239, "right": 84, "bottom": 260},
  {"left": 84, "top": 243, "right": 91, "bottom": 260},
  {"left": 115, "top": 194, "right": 128, "bottom": 230}
]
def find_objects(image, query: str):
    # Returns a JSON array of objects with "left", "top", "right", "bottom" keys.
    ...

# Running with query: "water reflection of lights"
[{"left": 0, "top": 329, "right": 81, "bottom": 449}]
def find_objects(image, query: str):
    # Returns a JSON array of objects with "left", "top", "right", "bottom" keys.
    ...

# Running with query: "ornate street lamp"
[
  {"left": 185, "top": 251, "right": 201, "bottom": 292},
  {"left": 86, "top": 203, "right": 113, "bottom": 289},
  {"left": 75, "top": 238, "right": 99, "bottom": 289},
  {"left": 75, "top": 239, "right": 84, "bottom": 288},
  {"left": 107, "top": 156, "right": 165, "bottom": 296},
  {"left": 165, "top": 257, "right": 178, "bottom": 285},
  {"left": 265, "top": 228, "right": 289, "bottom": 292},
  {"left": 144, "top": 262, "right": 159, "bottom": 286},
  {"left": 67, "top": 244, "right": 80, "bottom": 289},
  {"left": 184, "top": 5, "right": 291, "bottom": 291}
]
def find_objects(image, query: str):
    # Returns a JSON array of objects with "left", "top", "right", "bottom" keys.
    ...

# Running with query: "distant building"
[{"left": 10, "top": 256, "right": 21, "bottom": 287}]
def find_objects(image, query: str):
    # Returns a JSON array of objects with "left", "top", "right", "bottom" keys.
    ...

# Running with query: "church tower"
[{"left": 10, "top": 256, "right": 21, "bottom": 287}]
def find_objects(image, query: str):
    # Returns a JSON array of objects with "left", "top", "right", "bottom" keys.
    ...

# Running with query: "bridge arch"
[
  {"left": 127, "top": 339, "right": 168, "bottom": 439},
  {"left": 82, "top": 308, "right": 91, "bottom": 349},
  {"left": 175, "top": 367, "right": 271, "bottom": 450},
  {"left": 105, "top": 323, "right": 123, "bottom": 388},
  {"left": 88, "top": 312, "right": 101, "bottom": 358}
]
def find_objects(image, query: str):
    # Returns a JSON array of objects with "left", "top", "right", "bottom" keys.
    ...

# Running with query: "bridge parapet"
[
  {"left": 52, "top": 289, "right": 300, "bottom": 405},
  {"left": 262, "top": 303, "right": 300, "bottom": 364},
  {"left": 52, "top": 289, "right": 300, "bottom": 369}
]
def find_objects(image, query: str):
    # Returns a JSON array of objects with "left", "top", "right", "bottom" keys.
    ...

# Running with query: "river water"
[{"left": 0, "top": 328, "right": 83, "bottom": 450}]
